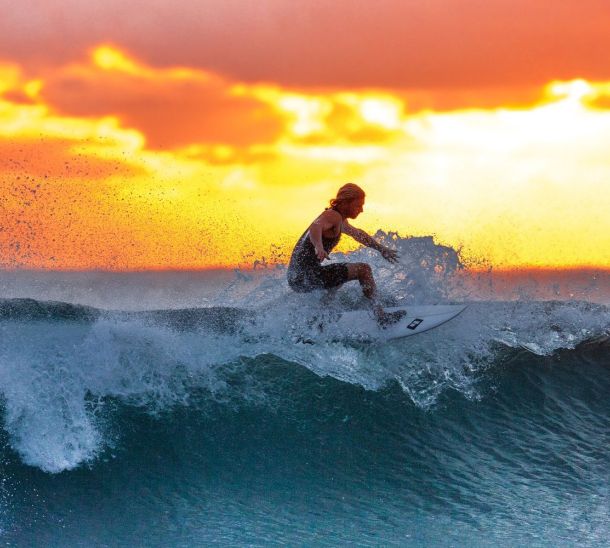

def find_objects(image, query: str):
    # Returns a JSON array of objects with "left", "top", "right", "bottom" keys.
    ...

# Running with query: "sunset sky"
[{"left": 1, "top": 0, "right": 609, "bottom": 270}]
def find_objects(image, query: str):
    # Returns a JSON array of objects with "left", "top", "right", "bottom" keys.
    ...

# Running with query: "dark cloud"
[
  {"left": 1, "top": 0, "right": 609, "bottom": 91},
  {"left": 1, "top": 89, "right": 36, "bottom": 105},
  {"left": 39, "top": 63, "right": 284, "bottom": 149}
]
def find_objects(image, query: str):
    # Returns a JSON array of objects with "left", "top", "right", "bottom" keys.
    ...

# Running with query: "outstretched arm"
[{"left": 342, "top": 222, "right": 399, "bottom": 264}]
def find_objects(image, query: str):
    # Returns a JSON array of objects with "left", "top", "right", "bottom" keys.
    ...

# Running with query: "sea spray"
[{"left": 0, "top": 235, "right": 608, "bottom": 473}]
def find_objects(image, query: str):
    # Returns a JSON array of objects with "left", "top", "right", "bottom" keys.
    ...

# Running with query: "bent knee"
[
  {"left": 347, "top": 262, "right": 372, "bottom": 280},
  {"left": 358, "top": 263, "right": 372, "bottom": 277}
]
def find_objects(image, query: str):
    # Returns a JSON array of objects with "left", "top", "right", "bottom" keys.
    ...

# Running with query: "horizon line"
[{"left": 1, "top": 265, "right": 608, "bottom": 274}]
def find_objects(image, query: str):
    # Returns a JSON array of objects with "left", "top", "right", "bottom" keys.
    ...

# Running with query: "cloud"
[
  {"left": 37, "top": 46, "right": 284, "bottom": 149},
  {"left": 2, "top": 47, "right": 413, "bottom": 156},
  {"left": 0, "top": 89, "right": 148, "bottom": 179},
  {"left": 581, "top": 81, "right": 610, "bottom": 110},
  {"left": 1, "top": 0, "right": 610, "bottom": 92},
  {"left": 245, "top": 87, "right": 410, "bottom": 147},
  {"left": 1, "top": 41, "right": 609, "bottom": 269}
]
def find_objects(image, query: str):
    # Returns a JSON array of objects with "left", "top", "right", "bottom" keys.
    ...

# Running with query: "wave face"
[{"left": 0, "top": 235, "right": 609, "bottom": 544}]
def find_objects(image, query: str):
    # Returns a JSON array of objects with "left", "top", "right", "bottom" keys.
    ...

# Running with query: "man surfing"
[{"left": 287, "top": 183, "right": 406, "bottom": 326}]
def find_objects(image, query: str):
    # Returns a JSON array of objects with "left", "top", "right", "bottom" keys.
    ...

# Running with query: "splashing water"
[{"left": 0, "top": 235, "right": 607, "bottom": 474}]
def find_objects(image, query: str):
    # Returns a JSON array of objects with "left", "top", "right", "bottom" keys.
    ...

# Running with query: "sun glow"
[
  {"left": 358, "top": 97, "right": 403, "bottom": 129},
  {"left": 548, "top": 79, "right": 593, "bottom": 102},
  {"left": 1, "top": 45, "right": 609, "bottom": 270},
  {"left": 276, "top": 95, "right": 330, "bottom": 136},
  {"left": 92, "top": 45, "right": 141, "bottom": 73}
]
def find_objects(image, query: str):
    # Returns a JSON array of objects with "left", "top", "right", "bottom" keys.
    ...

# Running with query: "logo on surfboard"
[{"left": 407, "top": 318, "right": 424, "bottom": 330}]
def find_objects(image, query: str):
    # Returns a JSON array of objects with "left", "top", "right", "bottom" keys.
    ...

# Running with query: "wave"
[
  {"left": 3, "top": 339, "right": 609, "bottom": 545},
  {"left": 0, "top": 293, "right": 608, "bottom": 474},
  {"left": 0, "top": 234, "right": 608, "bottom": 473}
]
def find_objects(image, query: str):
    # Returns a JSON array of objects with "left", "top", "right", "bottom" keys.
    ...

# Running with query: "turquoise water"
[
  {"left": 1, "top": 329, "right": 608, "bottom": 546},
  {"left": 0, "top": 237, "right": 608, "bottom": 546}
]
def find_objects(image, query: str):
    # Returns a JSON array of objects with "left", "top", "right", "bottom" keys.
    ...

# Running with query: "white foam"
[{"left": 0, "top": 234, "right": 607, "bottom": 472}]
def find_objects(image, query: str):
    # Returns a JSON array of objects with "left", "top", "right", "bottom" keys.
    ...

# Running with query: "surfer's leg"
[
  {"left": 346, "top": 263, "right": 405, "bottom": 326},
  {"left": 320, "top": 287, "right": 338, "bottom": 305},
  {"left": 346, "top": 263, "right": 376, "bottom": 299},
  {"left": 318, "top": 264, "right": 349, "bottom": 291}
]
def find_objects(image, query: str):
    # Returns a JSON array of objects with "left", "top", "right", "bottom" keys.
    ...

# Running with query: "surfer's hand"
[
  {"left": 316, "top": 246, "right": 330, "bottom": 261},
  {"left": 381, "top": 247, "right": 399, "bottom": 264}
]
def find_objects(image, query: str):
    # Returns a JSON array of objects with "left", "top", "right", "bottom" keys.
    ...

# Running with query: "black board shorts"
[{"left": 288, "top": 263, "right": 349, "bottom": 293}]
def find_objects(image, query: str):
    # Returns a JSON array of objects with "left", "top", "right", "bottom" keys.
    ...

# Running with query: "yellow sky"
[{"left": 1, "top": 46, "right": 609, "bottom": 270}]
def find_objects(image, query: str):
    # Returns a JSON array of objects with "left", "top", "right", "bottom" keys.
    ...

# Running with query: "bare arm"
[
  {"left": 342, "top": 222, "right": 400, "bottom": 264},
  {"left": 309, "top": 210, "right": 341, "bottom": 261}
]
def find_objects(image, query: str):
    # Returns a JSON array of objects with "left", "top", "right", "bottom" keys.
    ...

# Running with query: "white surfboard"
[{"left": 318, "top": 304, "right": 468, "bottom": 342}]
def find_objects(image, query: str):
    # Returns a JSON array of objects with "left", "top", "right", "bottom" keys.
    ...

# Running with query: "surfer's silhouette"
[{"left": 287, "top": 183, "right": 406, "bottom": 326}]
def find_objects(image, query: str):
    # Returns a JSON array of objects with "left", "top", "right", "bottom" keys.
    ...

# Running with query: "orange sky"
[
  {"left": 1, "top": 2, "right": 609, "bottom": 270},
  {"left": 3, "top": 1, "right": 610, "bottom": 89}
]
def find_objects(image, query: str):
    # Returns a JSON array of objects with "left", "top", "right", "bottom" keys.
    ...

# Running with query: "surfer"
[{"left": 287, "top": 183, "right": 406, "bottom": 326}]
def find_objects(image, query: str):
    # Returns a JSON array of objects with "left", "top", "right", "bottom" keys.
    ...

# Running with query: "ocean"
[{"left": 0, "top": 236, "right": 608, "bottom": 546}]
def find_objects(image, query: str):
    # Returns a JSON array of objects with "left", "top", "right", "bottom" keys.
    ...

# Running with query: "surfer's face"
[{"left": 347, "top": 197, "right": 365, "bottom": 219}]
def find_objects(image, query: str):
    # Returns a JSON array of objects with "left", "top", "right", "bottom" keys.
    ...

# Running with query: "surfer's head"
[{"left": 329, "top": 183, "right": 366, "bottom": 219}]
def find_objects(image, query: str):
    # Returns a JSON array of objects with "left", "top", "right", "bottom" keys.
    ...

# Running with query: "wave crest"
[{"left": 0, "top": 294, "right": 608, "bottom": 473}]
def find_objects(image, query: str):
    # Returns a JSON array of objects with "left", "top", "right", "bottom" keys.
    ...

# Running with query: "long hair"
[{"left": 328, "top": 183, "right": 365, "bottom": 210}]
